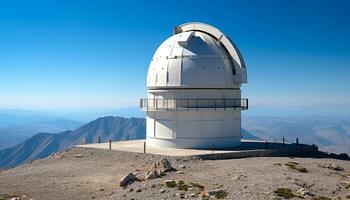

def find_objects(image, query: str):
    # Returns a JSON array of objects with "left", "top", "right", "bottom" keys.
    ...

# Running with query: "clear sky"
[{"left": 0, "top": 0, "right": 349, "bottom": 111}]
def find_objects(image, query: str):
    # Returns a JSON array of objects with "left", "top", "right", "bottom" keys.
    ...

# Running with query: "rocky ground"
[{"left": 0, "top": 147, "right": 349, "bottom": 200}]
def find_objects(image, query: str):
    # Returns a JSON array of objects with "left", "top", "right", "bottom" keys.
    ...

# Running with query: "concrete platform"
[{"left": 76, "top": 139, "right": 318, "bottom": 160}]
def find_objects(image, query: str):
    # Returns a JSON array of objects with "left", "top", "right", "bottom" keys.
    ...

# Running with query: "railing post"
[
  {"left": 296, "top": 138, "right": 299, "bottom": 146},
  {"left": 282, "top": 137, "right": 285, "bottom": 147},
  {"left": 176, "top": 99, "right": 178, "bottom": 111},
  {"left": 187, "top": 99, "right": 189, "bottom": 111},
  {"left": 109, "top": 139, "right": 112, "bottom": 150},
  {"left": 143, "top": 141, "right": 146, "bottom": 153},
  {"left": 146, "top": 99, "right": 148, "bottom": 111},
  {"left": 98, "top": 136, "right": 101, "bottom": 143}
]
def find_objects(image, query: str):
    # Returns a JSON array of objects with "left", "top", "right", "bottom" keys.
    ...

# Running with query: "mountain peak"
[{"left": 0, "top": 116, "right": 146, "bottom": 169}]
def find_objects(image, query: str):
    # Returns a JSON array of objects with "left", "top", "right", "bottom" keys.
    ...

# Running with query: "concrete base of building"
[
  {"left": 76, "top": 139, "right": 319, "bottom": 159},
  {"left": 146, "top": 136, "right": 241, "bottom": 149}
]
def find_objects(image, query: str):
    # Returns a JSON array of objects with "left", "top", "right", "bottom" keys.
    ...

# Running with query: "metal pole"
[
  {"left": 98, "top": 136, "right": 101, "bottom": 143},
  {"left": 143, "top": 141, "right": 146, "bottom": 153},
  {"left": 187, "top": 99, "right": 189, "bottom": 111},
  {"left": 283, "top": 137, "right": 285, "bottom": 147},
  {"left": 109, "top": 139, "right": 112, "bottom": 150},
  {"left": 296, "top": 138, "right": 299, "bottom": 146}
]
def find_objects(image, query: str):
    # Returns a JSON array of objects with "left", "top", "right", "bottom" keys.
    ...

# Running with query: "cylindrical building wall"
[
  {"left": 146, "top": 109, "right": 241, "bottom": 149},
  {"left": 145, "top": 89, "right": 242, "bottom": 149}
]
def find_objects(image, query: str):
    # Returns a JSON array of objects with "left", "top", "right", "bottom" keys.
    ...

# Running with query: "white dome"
[
  {"left": 142, "top": 23, "right": 248, "bottom": 149},
  {"left": 147, "top": 23, "right": 247, "bottom": 89}
]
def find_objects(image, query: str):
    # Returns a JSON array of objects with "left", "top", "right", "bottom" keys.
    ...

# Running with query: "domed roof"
[{"left": 147, "top": 22, "right": 247, "bottom": 89}]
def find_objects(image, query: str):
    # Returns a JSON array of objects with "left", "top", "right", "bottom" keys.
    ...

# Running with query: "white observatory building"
[{"left": 140, "top": 22, "right": 248, "bottom": 149}]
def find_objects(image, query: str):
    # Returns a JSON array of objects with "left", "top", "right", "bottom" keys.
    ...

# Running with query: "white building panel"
[
  {"left": 146, "top": 114, "right": 155, "bottom": 137},
  {"left": 167, "top": 59, "right": 181, "bottom": 86},
  {"left": 201, "top": 120, "right": 223, "bottom": 138},
  {"left": 176, "top": 120, "right": 200, "bottom": 139},
  {"left": 155, "top": 120, "right": 173, "bottom": 139}
]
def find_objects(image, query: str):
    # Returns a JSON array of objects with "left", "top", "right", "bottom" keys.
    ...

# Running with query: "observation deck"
[{"left": 140, "top": 98, "right": 248, "bottom": 111}]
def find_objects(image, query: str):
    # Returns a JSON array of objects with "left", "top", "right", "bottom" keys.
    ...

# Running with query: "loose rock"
[
  {"left": 119, "top": 173, "right": 138, "bottom": 186},
  {"left": 145, "top": 169, "right": 164, "bottom": 180},
  {"left": 296, "top": 188, "right": 314, "bottom": 197},
  {"left": 144, "top": 158, "right": 176, "bottom": 180}
]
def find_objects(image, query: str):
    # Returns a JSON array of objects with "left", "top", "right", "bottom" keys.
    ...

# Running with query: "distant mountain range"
[
  {"left": 0, "top": 116, "right": 145, "bottom": 168},
  {"left": 242, "top": 116, "right": 350, "bottom": 154},
  {"left": 0, "top": 115, "right": 349, "bottom": 169},
  {"left": 0, "top": 113, "right": 83, "bottom": 149}
]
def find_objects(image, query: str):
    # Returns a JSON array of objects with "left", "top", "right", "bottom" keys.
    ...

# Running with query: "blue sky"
[{"left": 0, "top": 0, "right": 349, "bottom": 111}]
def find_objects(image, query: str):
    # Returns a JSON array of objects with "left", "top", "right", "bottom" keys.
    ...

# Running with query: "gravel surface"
[{"left": 0, "top": 147, "right": 349, "bottom": 200}]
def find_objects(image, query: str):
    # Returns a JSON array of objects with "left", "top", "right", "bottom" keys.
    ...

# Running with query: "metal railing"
[{"left": 140, "top": 98, "right": 248, "bottom": 111}]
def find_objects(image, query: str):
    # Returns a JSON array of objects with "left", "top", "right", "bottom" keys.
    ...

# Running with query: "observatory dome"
[
  {"left": 141, "top": 22, "right": 248, "bottom": 149},
  {"left": 147, "top": 23, "right": 247, "bottom": 89}
]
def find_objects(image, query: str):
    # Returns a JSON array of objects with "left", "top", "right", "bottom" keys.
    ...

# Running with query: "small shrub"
[
  {"left": 164, "top": 180, "right": 177, "bottom": 188},
  {"left": 341, "top": 181, "right": 350, "bottom": 189},
  {"left": 312, "top": 196, "right": 331, "bottom": 200},
  {"left": 214, "top": 190, "right": 228, "bottom": 199},
  {"left": 189, "top": 182, "right": 204, "bottom": 191},
  {"left": 285, "top": 162, "right": 308, "bottom": 173},
  {"left": 177, "top": 180, "right": 189, "bottom": 191},
  {"left": 345, "top": 183, "right": 350, "bottom": 189},
  {"left": 296, "top": 167, "right": 308, "bottom": 173},
  {"left": 274, "top": 188, "right": 295, "bottom": 199}
]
